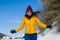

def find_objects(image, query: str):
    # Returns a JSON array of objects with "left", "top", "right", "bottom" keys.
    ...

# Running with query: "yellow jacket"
[{"left": 15, "top": 16, "right": 47, "bottom": 34}]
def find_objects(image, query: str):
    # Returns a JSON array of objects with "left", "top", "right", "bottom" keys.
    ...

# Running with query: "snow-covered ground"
[
  {"left": 38, "top": 27, "right": 60, "bottom": 40},
  {"left": 1, "top": 27, "right": 60, "bottom": 40},
  {"left": 1, "top": 21, "right": 60, "bottom": 40}
]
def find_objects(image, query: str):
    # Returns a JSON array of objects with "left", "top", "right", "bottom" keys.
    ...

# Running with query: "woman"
[{"left": 11, "top": 6, "right": 52, "bottom": 40}]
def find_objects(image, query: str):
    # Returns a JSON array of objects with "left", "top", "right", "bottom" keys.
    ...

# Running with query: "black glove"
[
  {"left": 47, "top": 25, "right": 52, "bottom": 28},
  {"left": 11, "top": 30, "right": 16, "bottom": 34}
]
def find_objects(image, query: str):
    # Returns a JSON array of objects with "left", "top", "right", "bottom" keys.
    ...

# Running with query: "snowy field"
[
  {"left": 1, "top": 34, "right": 60, "bottom": 40},
  {"left": 1, "top": 27, "right": 60, "bottom": 40},
  {"left": 0, "top": 39, "right": 24, "bottom": 40},
  {"left": 1, "top": 22, "right": 60, "bottom": 40}
]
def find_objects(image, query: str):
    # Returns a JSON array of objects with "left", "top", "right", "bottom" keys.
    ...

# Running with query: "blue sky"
[{"left": 0, "top": 0, "right": 43, "bottom": 37}]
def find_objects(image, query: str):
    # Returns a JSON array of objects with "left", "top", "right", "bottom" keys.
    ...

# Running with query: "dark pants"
[{"left": 24, "top": 33, "right": 37, "bottom": 40}]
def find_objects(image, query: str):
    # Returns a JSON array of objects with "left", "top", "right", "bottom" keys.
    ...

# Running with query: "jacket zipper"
[{"left": 29, "top": 20, "right": 31, "bottom": 34}]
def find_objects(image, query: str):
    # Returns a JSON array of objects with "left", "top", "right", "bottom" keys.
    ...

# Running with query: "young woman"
[{"left": 11, "top": 6, "right": 52, "bottom": 40}]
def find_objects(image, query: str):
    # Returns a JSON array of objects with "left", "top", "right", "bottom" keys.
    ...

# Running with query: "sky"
[{"left": 0, "top": 0, "right": 43, "bottom": 37}]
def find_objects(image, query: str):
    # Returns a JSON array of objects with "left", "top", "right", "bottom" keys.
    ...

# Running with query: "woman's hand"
[
  {"left": 11, "top": 30, "right": 16, "bottom": 34},
  {"left": 47, "top": 25, "right": 52, "bottom": 28}
]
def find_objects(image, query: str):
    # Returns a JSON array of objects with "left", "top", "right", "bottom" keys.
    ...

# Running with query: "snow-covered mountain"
[{"left": 0, "top": 33, "right": 6, "bottom": 39}]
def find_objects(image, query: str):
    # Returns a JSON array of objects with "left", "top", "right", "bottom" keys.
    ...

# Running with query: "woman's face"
[{"left": 27, "top": 10, "right": 32, "bottom": 16}]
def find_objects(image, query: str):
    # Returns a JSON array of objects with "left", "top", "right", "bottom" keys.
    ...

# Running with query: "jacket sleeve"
[
  {"left": 35, "top": 17, "right": 47, "bottom": 29},
  {"left": 15, "top": 17, "right": 25, "bottom": 32}
]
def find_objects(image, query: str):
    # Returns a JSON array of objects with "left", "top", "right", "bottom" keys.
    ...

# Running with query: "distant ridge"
[{"left": 0, "top": 33, "right": 6, "bottom": 39}]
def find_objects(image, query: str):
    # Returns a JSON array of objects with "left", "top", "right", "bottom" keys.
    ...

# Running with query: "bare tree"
[
  {"left": 43, "top": 0, "right": 60, "bottom": 25},
  {"left": 42, "top": 0, "right": 60, "bottom": 32}
]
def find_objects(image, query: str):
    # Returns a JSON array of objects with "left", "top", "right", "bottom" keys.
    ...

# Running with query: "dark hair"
[
  {"left": 25, "top": 11, "right": 33, "bottom": 19},
  {"left": 32, "top": 11, "right": 41, "bottom": 15}
]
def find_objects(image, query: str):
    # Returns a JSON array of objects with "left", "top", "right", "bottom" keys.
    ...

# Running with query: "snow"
[
  {"left": 38, "top": 34, "right": 60, "bottom": 40},
  {"left": 1, "top": 21, "right": 60, "bottom": 40},
  {"left": 38, "top": 27, "right": 60, "bottom": 40},
  {"left": 37, "top": 21, "right": 60, "bottom": 40},
  {"left": 1, "top": 27, "right": 60, "bottom": 40}
]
